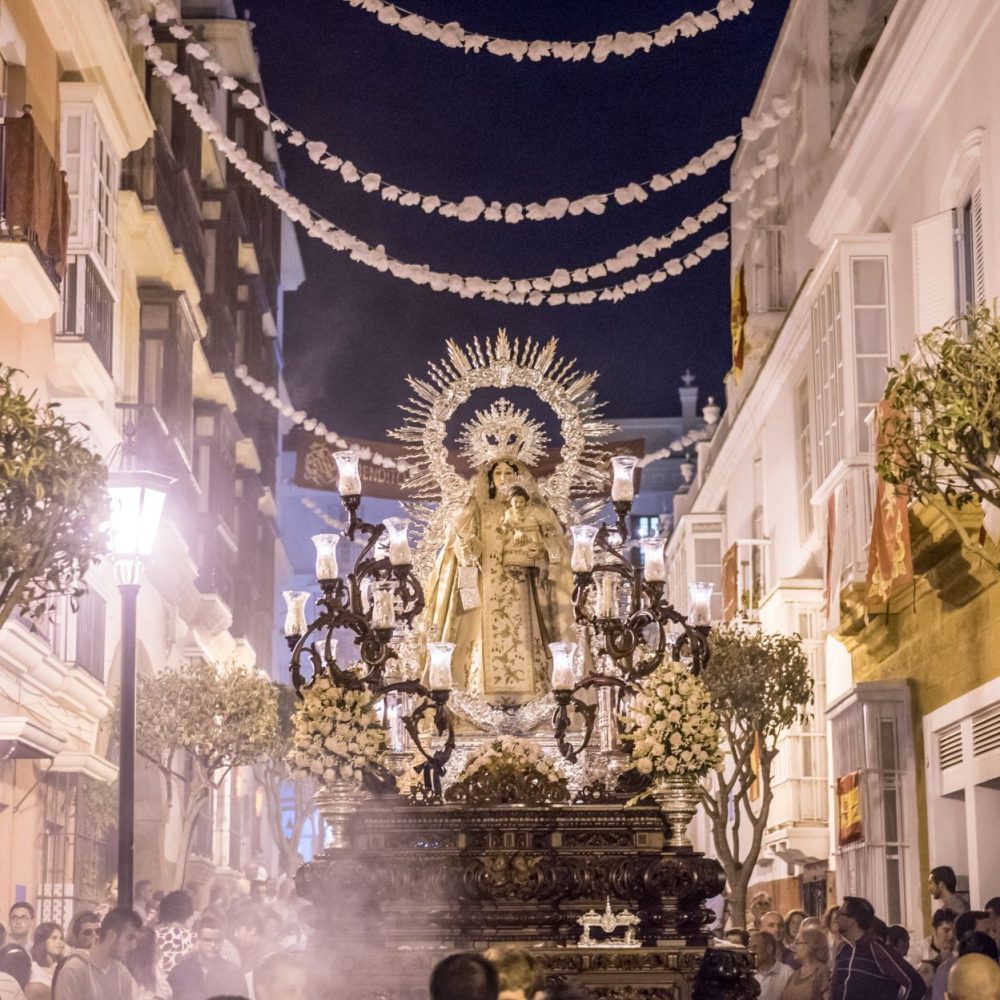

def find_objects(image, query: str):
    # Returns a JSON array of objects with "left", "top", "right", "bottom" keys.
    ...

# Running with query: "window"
[
  {"left": 851, "top": 257, "right": 890, "bottom": 452},
  {"left": 795, "top": 377, "right": 814, "bottom": 536},
  {"left": 749, "top": 226, "right": 786, "bottom": 312},
  {"left": 138, "top": 290, "right": 195, "bottom": 457},
  {"left": 74, "top": 588, "right": 106, "bottom": 681},
  {"left": 811, "top": 270, "right": 844, "bottom": 484}
]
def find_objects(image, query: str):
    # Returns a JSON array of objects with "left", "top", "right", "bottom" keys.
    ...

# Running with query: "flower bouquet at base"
[
  {"left": 444, "top": 735, "right": 570, "bottom": 806},
  {"left": 619, "top": 661, "right": 722, "bottom": 814}
]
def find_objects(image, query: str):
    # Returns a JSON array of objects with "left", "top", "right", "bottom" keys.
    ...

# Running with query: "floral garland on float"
[
  {"left": 442, "top": 737, "right": 570, "bottom": 806},
  {"left": 288, "top": 677, "right": 387, "bottom": 847},
  {"left": 620, "top": 662, "right": 722, "bottom": 847}
]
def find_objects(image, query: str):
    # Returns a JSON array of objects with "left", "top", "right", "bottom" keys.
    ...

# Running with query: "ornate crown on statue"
[{"left": 458, "top": 398, "right": 549, "bottom": 470}]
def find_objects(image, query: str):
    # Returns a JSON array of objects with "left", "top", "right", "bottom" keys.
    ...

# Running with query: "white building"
[{"left": 668, "top": 0, "right": 998, "bottom": 929}]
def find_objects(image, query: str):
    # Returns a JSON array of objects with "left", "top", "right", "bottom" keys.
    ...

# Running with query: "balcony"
[{"left": 0, "top": 112, "right": 68, "bottom": 322}]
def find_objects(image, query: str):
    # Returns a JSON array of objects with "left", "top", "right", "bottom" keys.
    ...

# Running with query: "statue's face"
[
  {"left": 492, "top": 462, "right": 517, "bottom": 490},
  {"left": 510, "top": 494, "right": 527, "bottom": 512}
]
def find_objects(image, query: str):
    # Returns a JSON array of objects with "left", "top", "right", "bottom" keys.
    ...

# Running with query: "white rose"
[
  {"left": 636, "top": 757, "right": 654, "bottom": 775},
  {"left": 665, "top": 756, "right": 678, "bottom": 772},
  {"left": 340, "top": 762, "right": 354, "bottom": 779}
]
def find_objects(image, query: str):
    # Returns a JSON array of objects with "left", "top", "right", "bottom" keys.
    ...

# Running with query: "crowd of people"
[
  {"left": 730, "top": 867, "right": 1000, "bottom": 1000},
  {"left": 0, "top": 875, "right": 309, "bottom": 1000},
  {"left": 1, "top": 865, "right": 999, "bottom": 999}
]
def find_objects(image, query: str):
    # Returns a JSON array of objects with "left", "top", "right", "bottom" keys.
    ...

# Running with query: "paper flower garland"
[
  {"left": 132, "top": 3, "right": 794, "bottom": 226},
  {"left": 338, "top": 0, "right": 755, "bottom": 65}
]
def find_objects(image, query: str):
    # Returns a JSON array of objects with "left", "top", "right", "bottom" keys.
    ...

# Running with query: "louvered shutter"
[
  {"left": 912, "top": 209, "right": 957, "bottom": 335},
  {"left": 970, "top": 186, "right": 986, "bottom": 303}
]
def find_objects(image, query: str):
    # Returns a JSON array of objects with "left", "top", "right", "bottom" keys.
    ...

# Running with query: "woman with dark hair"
[
  {"left": 26, "top": 922, "right": 63, "bottom": 997},
  {"left": 125, "top": 926, "right": 170, "bottom": 999},
  {"left": 0, "top": 943, "right": 31, "bottom": 989},
  {"left": 154, "top": 891, "right": 194, "bottom": 979}
]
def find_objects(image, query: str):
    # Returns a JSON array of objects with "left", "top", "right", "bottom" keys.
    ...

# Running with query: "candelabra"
[
  {"left": 551, "top": 454, "right": 714, "bottom": 762},
  {"left": 283, "top": 449, "right": 456, "bottom": 784}
]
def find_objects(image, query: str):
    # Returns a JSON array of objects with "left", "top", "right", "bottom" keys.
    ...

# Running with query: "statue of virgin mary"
[{"left": 423, "top": 399, "right": 576, "bottom": 702}]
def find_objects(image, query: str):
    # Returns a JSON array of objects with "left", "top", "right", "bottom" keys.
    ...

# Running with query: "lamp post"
[{"left": 108, "top": 466, "right": 171, "bottom": 912}]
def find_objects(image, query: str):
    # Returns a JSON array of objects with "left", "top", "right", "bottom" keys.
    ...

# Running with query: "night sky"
[{"left": 244, "top": 0, "right": 791, "bottom": 440}]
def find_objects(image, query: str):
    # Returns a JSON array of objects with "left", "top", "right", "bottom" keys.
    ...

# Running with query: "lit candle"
[
  {"left": 596, "top": 572, "right": 618, "bottom": 618},
  {"left": 427, "top": 642, "right": 455, "bottom": 690},
  {"left": 640, "top": 537, "right": 667, "bottom": 582},
  {"left": 688, "top": 581, "right": 714, "bottom": 625},
  {"left": 571, "top": 524, "right": 599, "bottom": 573},
  {"left": 383, "top": 517, "right": 412, "bottom": 566},
  {"left": 334, "top": 449, "right": 363, "bottom": 496},
  {"left": 549, "top": 641, "right": 578, "bottom": 691},
  {"left": 312, "top": 533, "right": 340, "bottom": 581},
  {"left": 610, "top": 455, "right": 639, "bottom": 502},
  {"left": 371, "top": 581, "right": 396, "bottom": 629},
  {"left": 282, "top": 590, "right": 310, "bottom": 637}
]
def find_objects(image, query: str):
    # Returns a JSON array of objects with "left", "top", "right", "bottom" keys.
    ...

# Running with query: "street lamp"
[{"left": 108, "top": 466, "right": 172, "bottom": 912}]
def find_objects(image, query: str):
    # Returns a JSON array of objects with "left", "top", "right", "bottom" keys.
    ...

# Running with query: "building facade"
[
  {"left": 0, "top": 0, "right": 300, "bottom": 915},
  {"left": 667, "top": 0, "right": 999, "bottom": 931}
]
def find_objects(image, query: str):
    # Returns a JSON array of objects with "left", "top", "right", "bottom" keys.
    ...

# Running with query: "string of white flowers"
[
  {"left": 335, "top": 0, "right": 755, "bottom": 65},
  {"left": 134, "top": 31, "right": 734, "bottom": 305},
  {"left": 300, "top": 496, "right": 348, "bottom": 530},
  {"left": 130, "top": 5, "right": 792, "bottom": 225},
  {"left": 636, "top": 425, "right": 716, "bottom": 468}
]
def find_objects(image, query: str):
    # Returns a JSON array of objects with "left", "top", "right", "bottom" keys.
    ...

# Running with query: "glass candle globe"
[
  {"left": 570, "top": 524, "right": 599, "bottom": 573},
  {"left": 383, "top": 517, "right": 412, "bottom": 566},
  {"left": 312, "top": 533, "right": 340, "bottom": 581},
  {"left": 688, "top": 581, "right": 714, "bottom": 625},
  {"left": 549, "top": 641, "right": 578, "bottom": 691},
  {"left": 640, "top": 537, "right": 667, "bottom": 582},
  {"left": 282, "top": 591, "right": 310, "bottom": 637},
  {"left": 610, "top": 454, "right": 639, "bottom": 502},
  {"left": 334, "top": 449, "right": 363, "bottom": 496},
  {"left": 427, "top": 642, "right": 456, "bottom": 690}
]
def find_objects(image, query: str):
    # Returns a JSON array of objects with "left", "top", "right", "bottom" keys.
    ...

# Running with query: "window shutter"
[
  {"left": 912, "top": 209, "right": 957, "bottom": 335},
  {"left": 970, "top": 186, "right": 986, "bottom": 303}
]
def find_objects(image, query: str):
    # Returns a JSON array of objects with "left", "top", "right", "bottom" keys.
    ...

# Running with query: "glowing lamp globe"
[{"left": 108, "top": 469, "right": 173, "bottom": 567}]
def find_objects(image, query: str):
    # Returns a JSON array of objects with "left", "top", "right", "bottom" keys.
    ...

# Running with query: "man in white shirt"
[
  {"left": 750, "top": 931, "right": 793, "bottom": 1000},
  {"left": 253, "top": 952, "right": 308, "bottom": 1000},
  {"left": 52, "top": 908, "right": 141, "bottom": 1000}
]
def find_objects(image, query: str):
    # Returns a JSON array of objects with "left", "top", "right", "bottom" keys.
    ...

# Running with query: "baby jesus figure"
[{"left": 500, "top": 484, "right": 561, "bottom": 571}]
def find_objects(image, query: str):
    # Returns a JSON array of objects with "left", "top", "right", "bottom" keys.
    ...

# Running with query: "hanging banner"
[
  {"left": 730, "top": 264, "right": 748, "bottom": 383},
  {"left": 866, "top": 401, "right": 913, "bottom": 607},
  {"left": 836, "top": 771, "right": 864, "bottom": 848},
  {"left": 293, "top": 431, "right": 644, "bottom": 501}
]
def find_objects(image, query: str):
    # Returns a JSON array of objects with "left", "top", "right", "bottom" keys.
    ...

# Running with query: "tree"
[
  {"left": 878, "top": 305, "right": 1000, "bottom": 570},
  {"left": 134, "top": 660, "right": 280, "bottom": 881},
  {"left": 699, "top": 624, "right": 813, "bottom": 929},
  {"left": 0, "top": 366, "right": 109, "bottom": 630},
  {"left": 253, "top": 683, "right": 315, "bottom": 876}
]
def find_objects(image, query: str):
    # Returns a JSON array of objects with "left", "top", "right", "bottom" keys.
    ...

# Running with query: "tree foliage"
[
  {"left": 877, "top": 305, "right": 1000, "bottom": 566},
  {"left": 253, "top": 683, "right": 316, "bottom": 876},
  {"left": 135, "top": 660, "right": 280, "bottom": 879},
  {"left": 0, "top": 366, "right": 109, "bottom": 629},
  {"left": 699, "top": 624, "right": 813, "bottom": 929}
]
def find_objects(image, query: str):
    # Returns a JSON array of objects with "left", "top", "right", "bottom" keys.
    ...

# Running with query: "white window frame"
[{"left": 665, "top": 512, "right": 725, "bottom": 621}]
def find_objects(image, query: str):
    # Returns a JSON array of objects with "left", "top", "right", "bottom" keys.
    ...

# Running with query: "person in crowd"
[
  {"left": 822, "top": 906, "right": 845, "bottom": 966},
  {"left": 985, "top": 897, "right": 1000, "bottom": 947},
  {"left": 887, "top": 924, "right": 911, "bottom": 959},
  {"left": 799, "top": 917, "right": 822, "bottom": 932},
  {"left": 749, "top": 892, "right": 774, "bottom": 930},
  {"left": 0, "top": 946, "right": 30, "bottom": 991},
  {"left": 134, "top": 883, "right": 155, "bottom": 925},
  {"left": 782, "top": 926, "right": 830, "bottom": 1000},
  {"left": 871, "top": 918, "right": 890, "bottom": 943},
  {"left": 749, "top": 931, "right": 793, "bottom": 1000},
  {"left": 167, "top": 918, "right": 244, "bottom": 1000},
  {"left": 155, "top": 892, "right": 196, "bottom": 979},
  {"left": 64, "top": 915, "right": 99, "bottom": 956},
  {"left": 0, "top": 968, "right": 25, "bottom": 1000},
  {"left": 910, "top": 907, "right": 957, "bottom": 988},
  {"left": 7, "top": 907, "right": 34, "bottom": 950},
  {"left": 0, "top": 924, "right": 5, "bottom": 948},
  {"left": 944, "top": 952, "right": 1000, "bottom": 1000},
  {"left": 94, "top": 880, "right": 119, "bottom": 921},
  {"left": 227, "top": 907, "right": 273, "bottom": 980},
  {"left": 831, "top": 896, "right": 925, "bottom": 1000},
  {"left": 194, "top": 910, "right": 238, "bottom": 970},
  {"left": 124, "top": 926, "right": 171, "bottom": 1000},
  {"left": 928, "top": 867, "right": 968, "bottom": 915},
  {"left": 27, "top": 922, "right": 64, "bottom": 996},
  {"left": 483, "top": 946, "right": 544, "bottom": 1000},
  {"left": 51, "top": 907, "right": 142, "bottom": 1000},
  {"left": 931, "top": 911, "right": 991, "bottom": 1000},
  {"left": 430, "top": 952, "right": 499, "bottom": 1000},
  {"left": 724, "top": 929, "right": 750, "bottom": 947},
  {"left": 252, "top": 952, "right": 307, "bottom": 1000},
  {"left": 784, "top": 910, "right": 808, "bottom": 951},
  {"left": 761, "top": 912, "right": 799, "bottom": 969}
]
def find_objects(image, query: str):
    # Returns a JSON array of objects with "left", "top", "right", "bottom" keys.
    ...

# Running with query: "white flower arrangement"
[
  {"left": 621, "top": 662, "right": 722, "bottom": 781},
  {"left": 459, "top": 736, "right": 565, "bottom": 785},
  {"left": 288, "top": 677, "right": 386, "bottom": 786}
]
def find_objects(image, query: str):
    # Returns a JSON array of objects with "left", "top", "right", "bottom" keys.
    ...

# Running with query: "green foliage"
[
  {"left": 699, "top": 623, "right": 813, "bottom": 929},
  {"left": 0, "top": 366, "right": 109, "bottom": 628},
  {"left": 137, "top": 659, "right": 281, "bottom": 777},
  {"left": 878, "top": 305, "right": 1000, "bottom": 510},
  {"left": 701, "top": 624, "right": 813, "bottom": 753},
  {"left": 82, "top": 777, "right": 119, "bottom": 838}
]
